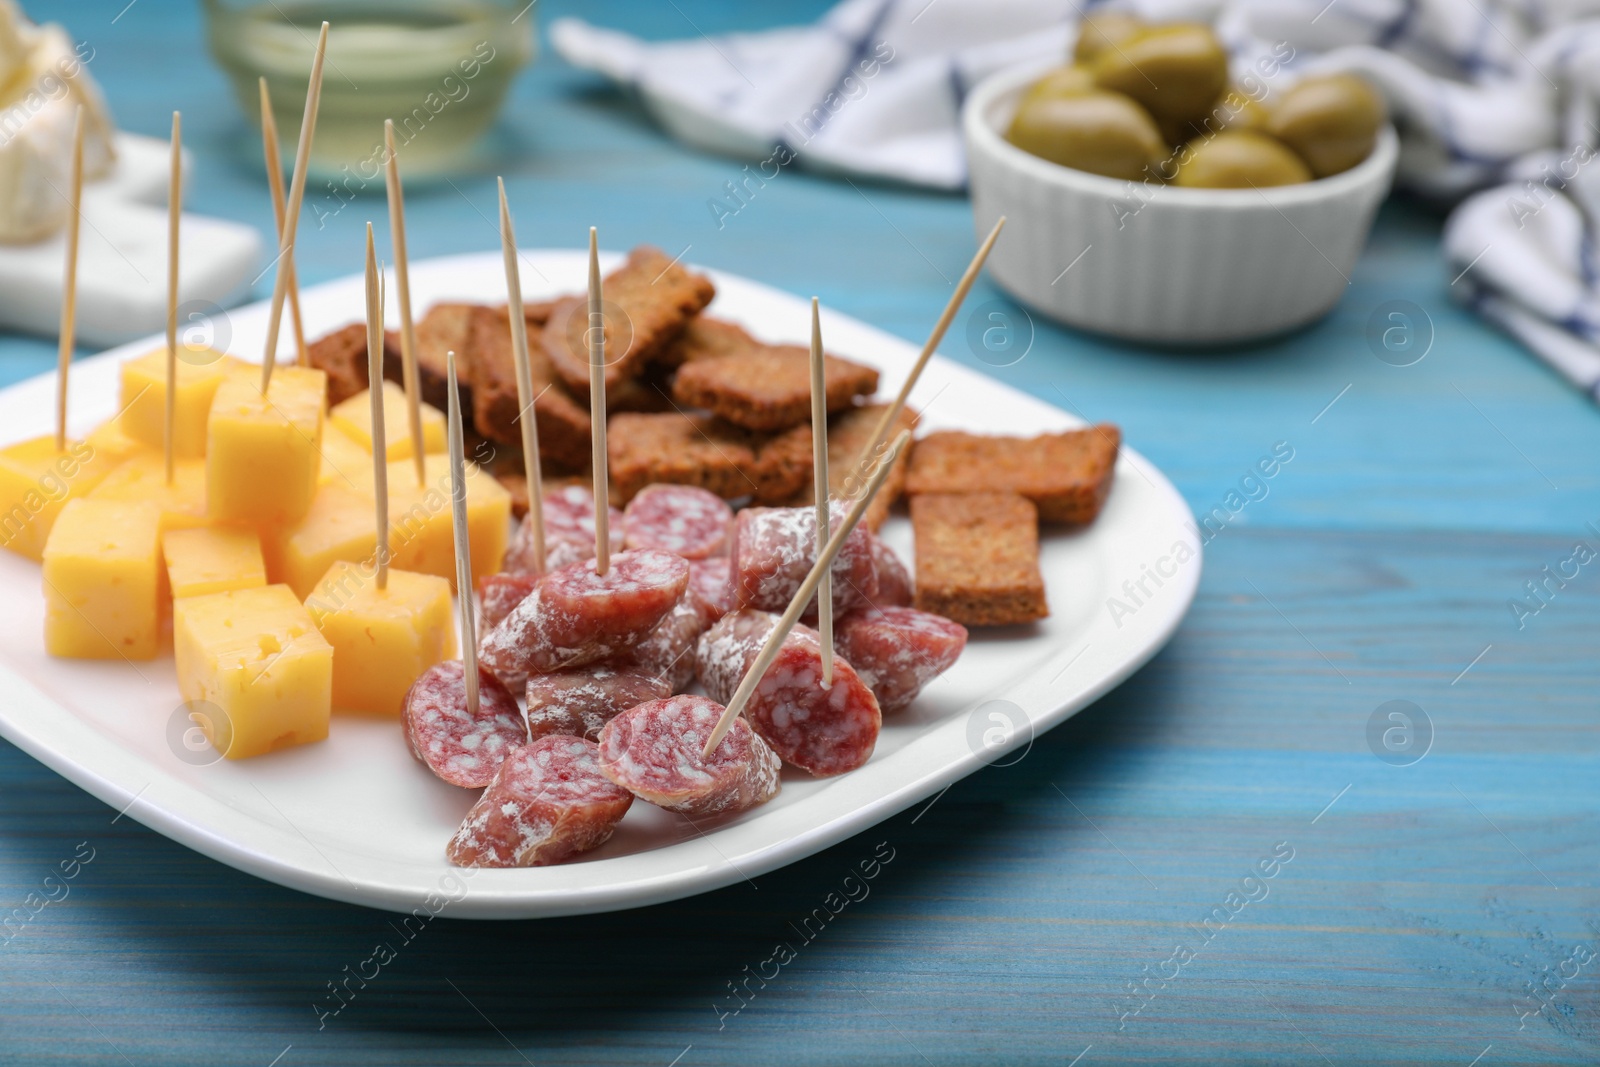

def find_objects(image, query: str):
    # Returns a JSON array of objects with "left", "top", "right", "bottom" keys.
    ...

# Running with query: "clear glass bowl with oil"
[{"left": 203, "top": 0, "right": 535, "bottom": 182}]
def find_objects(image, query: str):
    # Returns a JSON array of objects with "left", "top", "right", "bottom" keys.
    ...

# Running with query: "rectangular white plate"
[{"left": 0, "top": 251, "right": 1200, "bottom": 918}]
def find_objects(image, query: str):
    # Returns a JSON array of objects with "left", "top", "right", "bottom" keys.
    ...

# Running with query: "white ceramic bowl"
[{"left": 963, "top": 63, "right": 1398, "bottom": 345}]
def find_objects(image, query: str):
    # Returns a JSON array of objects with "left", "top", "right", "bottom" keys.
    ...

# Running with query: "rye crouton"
[
  {"left": 306, "top": 323, "right": 369, "bottom": 406},
  {"left": 651, "top": 316, "right": 762, "bottom": 369},
  {"left": 911, "top": 492, "right": 1048, "bottom": 626},
  {"left": 380, "top": 302, "right": 481, "bottom": 418},
  {"left": 607, "top": 411, "right": 811, "bottom": 506},
  {"left": 787, "top": 403, "right": 919, "bottom": 531},
  {"left": 542, "top": 246, "right": 716, "bottom": 395},
  {"left": 905, "top": 425, "right": 1120, "bottom": 525},
  {"left": 671, "top": 345, "right": 879, "bottom": 432},
  {"left": 466, "top": 306, "right": 592, "bottom": 472}
]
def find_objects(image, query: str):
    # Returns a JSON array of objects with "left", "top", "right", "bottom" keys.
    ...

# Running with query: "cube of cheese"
[
  {"left": 317, "top": 423, "right": 377, "bottom": 491},
  {"left": 0, "top": 436, "right": 119, "bottom": 561},
  {"left": 305, "top": 561, "right": 455, "bottom": 715},
  {"left": 386, "top": 454, "right": 510, "bottom": 590},
  {"left": 164, "top": 526, "right": 267, "bottom": 599},
  {"left": 83, "top": 418, "right": 153, "bottom": 469},
  {"left": 89, "top": 453, "right": 208, "bottom": 532},
  {"left": 173, "top": 584, "right": 333, "bottom": 760},
  {"left": 262, "top": 481, "right": 378, "bottom": 599},
  {"left": 328, "top": 382, "right": 446, "bottom": 462},
  {"left": 42, "top": 499, "right": 163, "bottom": 659},
  {"left": 118, "top": 348, "right": 229, "bottom": 457},
  {"left": 206, "top": 366, "right": 326, "bottom": 527}
]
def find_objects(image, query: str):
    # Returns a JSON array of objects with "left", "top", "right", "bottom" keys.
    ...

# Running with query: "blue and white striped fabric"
[{"left": 552, "top": 0, "right": 1600, "bottom": 395}]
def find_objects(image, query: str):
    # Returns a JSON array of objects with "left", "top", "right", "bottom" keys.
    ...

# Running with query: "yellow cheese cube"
[
  {"left": 42, "top": 499, "right": 163, "bottom": 659},
  {"left": 89, "top": 453, "right": 209, "bottom": 532},
  {"left": 387, "top": 454, "right": 510, "bottom": 590},
  {"left": 263, "top": 481, "right": 378, "bottom": 600},
  {"left": 83, "top": 418, "right": 153, "bottom": 469},
  {"left": 0, "top": 436, "right": 119, "bottom": 561},
  {"left": 206, "top": 366, "right": 326, "bottom": 527},
  {"left": 164, "top": 526, "right": 267, "bottom": 599},
  {"left": 329, "top": 382, "right": 446, "bottom": 462},
  {"left": 305, "top": 561, "right": 455, "bottom": 715},
  {"left": 173, "top": 584, "right": 333, "bottom": 760},
  {"left": 118, "top": 348, "right": 229, "bottom": 457},
  {"left": 316, "top": 423, "right": 377, "bottom": 491}
]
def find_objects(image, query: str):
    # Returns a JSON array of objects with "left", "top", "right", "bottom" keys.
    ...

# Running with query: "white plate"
[{"left": 0, "top": 251, "right": 1200, "bottom": 918}]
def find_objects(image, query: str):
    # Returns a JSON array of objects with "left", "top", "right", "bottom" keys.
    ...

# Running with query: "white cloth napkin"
[{"left": 552, "top": 0, "right": 1600, "bottom": 398}]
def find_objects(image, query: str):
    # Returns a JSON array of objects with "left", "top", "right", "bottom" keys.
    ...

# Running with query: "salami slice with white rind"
[
  {"left": 446, "top": 737, "right": 633, "bottom": 868},
  {"left": 730, "top": 506, "right": 877, "bottom": 617},
  {"left": 598, "top": 695, "right": 781, "bottom": 816},
  {"left": 686, "top": 557, "right": 735, "bottom": 628},
  {"left": 526, "top": 665, "right": 670, "bottom": 742},
  {"left": 478, "top": 549, "right": 689, "bottom": 683},
  {"left": 479, "top": 571, "right": 540, "bottom": 632},
  {"left": 402, "top": 660, "right": 527, "bottom": 789},
  {"left": 866, "top": 533, "right": 914, "bottom": 609},
  {"left": 620, "top": 590, "right": 705, "bottom": 693},
  {"left": 696, "top": 609, "right": 881, "bottom": 777},
  {"left": 835, "top": 606, "right": 967, "bottom": 713},
  {"left": 622, "top": 483, "right": 733, "bottom": 559},
  {"left": 505, "top": 484, "right": 623, "bottom": 574}
]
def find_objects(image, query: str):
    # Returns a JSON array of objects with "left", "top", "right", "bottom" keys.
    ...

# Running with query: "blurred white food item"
[
  {"left": 0, "top": 2, "right": 117, "bottom": 243},
  {"left": 0, "top": 132, "right": 262, "bottom": 346}
]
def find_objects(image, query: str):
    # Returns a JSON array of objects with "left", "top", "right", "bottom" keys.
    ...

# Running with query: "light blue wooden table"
[{"left": 1, "top": 3, "right": 1596, "bottom": 1065}]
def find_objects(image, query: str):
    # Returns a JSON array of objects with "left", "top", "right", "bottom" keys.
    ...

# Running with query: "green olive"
[
  {"left": 1090, "top": 23, "right": 1229, "bottom": 124},
  {"left": 1207, "top": 90, "right": 1270, "bottom": 133},
  {"left": 1072, "top": 12, "right": 1145, "bottom": 66},
  {"left": 1173, "top": 130, "right": 1311, "bottom": 188},
  {"left": 1264, "top": 74, "right": 1385, "bottom": 177},
  {"left": 1018, "top": 65, "right": 1097, "bottom": 110},
  {"left": 1006, "top": 90, "right": 1167, "bottom": 181}
]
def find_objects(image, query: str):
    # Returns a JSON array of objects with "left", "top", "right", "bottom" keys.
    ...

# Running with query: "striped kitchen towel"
[{"left": 552, "top": 0, "right": 1600, "bottom": 395}]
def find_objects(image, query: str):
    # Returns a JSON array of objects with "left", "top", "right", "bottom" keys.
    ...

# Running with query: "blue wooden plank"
[{"left": 0, "top": 2, "right": 1595, "bottom": 1065}]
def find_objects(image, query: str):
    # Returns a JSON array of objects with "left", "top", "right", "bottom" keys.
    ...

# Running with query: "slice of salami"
[
  {"left": 505, "top": 484, "right": 623, "bottom": 574},
  {"left": 403, "top": 660, "right": 527, "bottom": 789},
  {"left": 835, "top": 606, "right": 967, "bottom": 713},
  {"left": 731, "top": 505, "right": 877, "bottom": 616},
  {"left": 686, "top": 557, "right": 734, "bottom": 628},
  {"left": 446, "top": 736, "right": 633, "bottom": 868},
  {"left": 479, "top": 571, "right": 540, "bottom": 633},
  {"left": 697, "top": 609, "right": 881, "bottom": 777},
  {"left": 866, "top": 534, "right": 914, "bottom": 608},
  {"left": 618, "top": 590, "right": 705, "bottom": 693},
  {"left": 598, "top": 695, "right": 781, "bottom": 816},
  {"left": 622, "top": 484, "right": 733, "bottom": 559},
  {"left": 478, "top": 549, "right": 689, "bottom": 682},
  {"left": 526, "top": 665, "right": 670, "bottom": 741}
]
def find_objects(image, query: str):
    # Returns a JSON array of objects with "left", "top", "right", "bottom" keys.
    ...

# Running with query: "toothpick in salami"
[
  {"left": 384, "top": 117, "right": 426, "bottom": 485},
  {"left": 498, "top": 177, "right": 545, "bottom": 572},
  {"left": 701, "top": 428, "right": 912, "bottom": 759},
  {"left": 588, "top": 226, "right": 610, "bottom": 576},
  {"left": 364, "top": 223, "right": 389, "bottom": 590},
  {"left": 54, "top": 104, "right": 83, "bottom": 453},
  {"left": 845, "top": 216, "right": 1005, "bottom": 495},
  {"left": 445, "top": 348, "right": 479, "bottom": 716},
  {"left": 259, "top": 20, "right": 327, "bottom": 395},
  {"left": 258, "top": 78, "right": 309, "bottom": 368},
  {"left": 809, "top": 296, "right": 833, "bottom": 684},
  {"left": 164, "top": 110, "right": 180, "bottom": 485}
]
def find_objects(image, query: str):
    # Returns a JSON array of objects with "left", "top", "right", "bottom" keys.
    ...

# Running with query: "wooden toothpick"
[
  {"left": 164, "top": 110, "right": 181, "bottom": 485},
  {"left": 848, "top": 216, "right": 1006, "bottom": 493},
  {"left": 53, "top": 104, "right": 84, "bottom": 453},
  {"left": 497, "top": 178, "right": 545, "bottom": 572},
  {"left": 258, "top": 78, "right": 308, "bottom": 367},
  {"left": 384, "top": 118, "right": 426, "bottom": 487},
  {"left": 810, "top": 297, "right": 833, "bottom": 685},
  {"left": 587, "top": 227, "right": 609, "bottom": 576},
  {"left": 445, "top": 349, "right": 479, "bottom": 716},
  {"left": 702, "top": 429, "right": 912, "bottom": 759},
  {"left": 365, "top": 224, "right": 389, "bottom": 591},
  {"left": 260, "top": 20, "right": 327, "bottom": 394}
]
